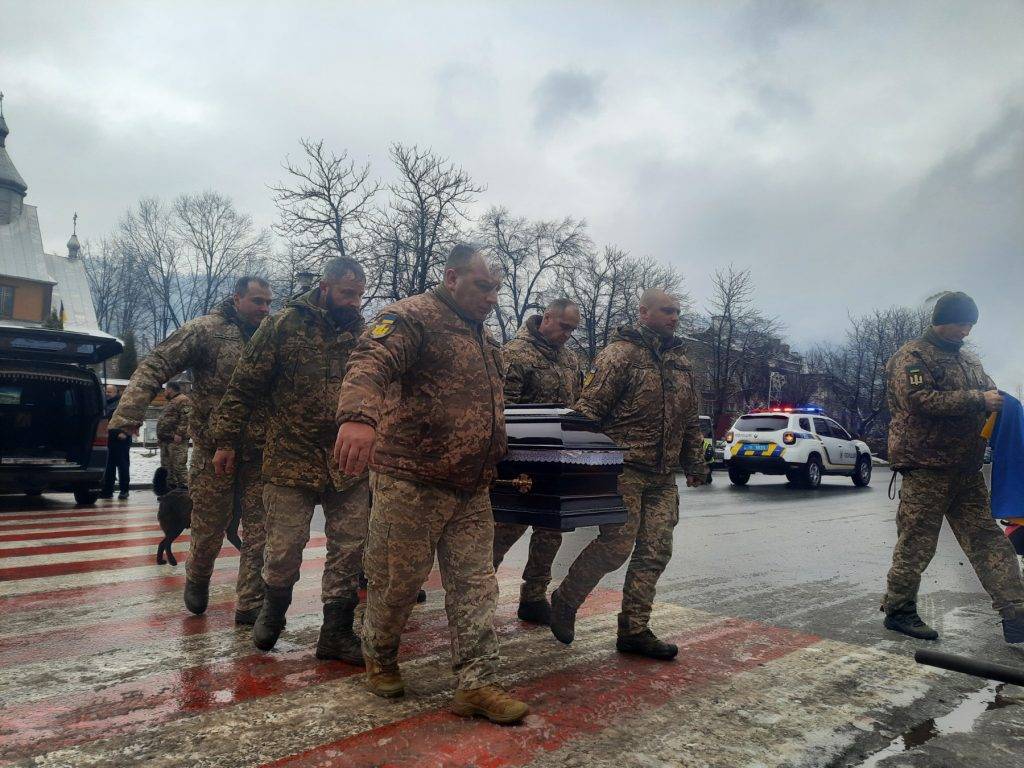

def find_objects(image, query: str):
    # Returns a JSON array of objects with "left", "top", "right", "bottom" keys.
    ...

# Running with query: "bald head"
[
  {"left": 638, "top": 288, "right": 681, "bottom": 338},
  {"left": 537, "top": 298, "right": 580, "bottom": 347}
]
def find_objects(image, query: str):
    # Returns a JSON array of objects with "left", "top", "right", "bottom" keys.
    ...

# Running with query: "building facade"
[{"left": 0, "top": 102, "right": 99, "bottom": 331}]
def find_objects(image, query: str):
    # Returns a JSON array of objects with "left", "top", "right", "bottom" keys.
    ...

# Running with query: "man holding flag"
[{"left": 881, "top": 291, "right": 1024, "bottom": 645}]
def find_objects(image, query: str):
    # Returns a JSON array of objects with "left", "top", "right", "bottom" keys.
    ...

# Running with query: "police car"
[{"left": 722, "top": 407, "right": 872, "bottom": 489}]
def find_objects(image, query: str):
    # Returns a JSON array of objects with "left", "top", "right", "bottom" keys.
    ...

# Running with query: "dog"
[{"left": 154, "top": 466, "right": 242, "bottom": 566}]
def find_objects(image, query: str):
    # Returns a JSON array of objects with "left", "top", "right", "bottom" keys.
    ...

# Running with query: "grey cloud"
[
  {"left": 735, "top": 81, "right": 814, "bottom": 132},
  {"left": 735, "top": 0, "right": 824, "bottom": 51},
  {"left": 531, "top": 69, "right": 604, "bottom": 133}
]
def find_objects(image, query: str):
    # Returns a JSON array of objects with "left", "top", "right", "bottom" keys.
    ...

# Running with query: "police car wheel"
[
  {"left": 800, "top": 457, "right": 822, "bottom": 489},
  {"left": 852, "top": 455, "right": 872, "bottom": 487},
  {"left": 728, "top": 467, "right": 750, "bottom": 486}
]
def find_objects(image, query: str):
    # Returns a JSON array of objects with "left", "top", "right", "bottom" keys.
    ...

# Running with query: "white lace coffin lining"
[{"left": 505, "top": 449, "right": 624, "bottom": 466}]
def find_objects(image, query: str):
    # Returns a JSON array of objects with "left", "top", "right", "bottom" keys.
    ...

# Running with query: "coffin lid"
[{"left": 504, "top": 404, "right": 619, "bottom": 451}]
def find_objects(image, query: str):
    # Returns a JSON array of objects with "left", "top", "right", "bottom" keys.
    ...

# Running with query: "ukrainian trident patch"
[{"left": 906, "top": 366, "right": 925, "bottom": 388}]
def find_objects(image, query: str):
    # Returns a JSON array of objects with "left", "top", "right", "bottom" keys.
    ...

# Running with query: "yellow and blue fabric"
[{"left": 990, "top": 392, "right": 1024, "bottom": 523}]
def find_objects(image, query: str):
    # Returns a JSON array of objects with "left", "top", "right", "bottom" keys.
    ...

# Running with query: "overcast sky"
[{"left": 2, "top": 0, "right": 1022, "bottom": 386}]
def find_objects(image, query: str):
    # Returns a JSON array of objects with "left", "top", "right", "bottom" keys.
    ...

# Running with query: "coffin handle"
[{"left": 492, "top": 473, "right": 534, "bottom": 494}]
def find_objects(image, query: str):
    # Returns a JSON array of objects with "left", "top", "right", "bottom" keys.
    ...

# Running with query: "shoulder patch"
[
  {"left": 370, "top": 313, "right": 398, "bottom": 340},
  {"left": 906, "top": 365, "right": 925, "bottom": 388},
  {"left": 583, "top": 369, "right": 596, "bottom": 387}
]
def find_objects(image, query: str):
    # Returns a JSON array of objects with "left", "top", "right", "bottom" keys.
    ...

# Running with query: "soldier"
[
  {"left": 210, "top": 257, "right": 369, "bottom": 662},
  {"left": 109, "top": 277, "right": 272, "bottom": 623},
  {"left": 156, "top": 381, "right": 191, "bottom": 489},
  {"left": 333, "top": 243, "right": 529, "bottom": 725},
  {"left": 882, "top": 291, "right": 1024, "bottom": 644},
  {"left": 492, "top": 298, "right": 582, "bottom": 624},
  {"left": 549, "top": 287, "right": 707, "bottom": 660}
]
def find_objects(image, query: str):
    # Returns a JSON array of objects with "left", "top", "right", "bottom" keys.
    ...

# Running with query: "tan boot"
[
  {"left": 365, "top": 658, "right": 405, "bottom": 698},
  {"left": 451, "top": 685, "right": 529, "bottom": 724}
]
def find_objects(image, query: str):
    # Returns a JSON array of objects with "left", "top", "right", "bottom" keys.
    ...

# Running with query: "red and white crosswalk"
[{"left": 0, "top": 496, "right": 939, "bottom": 767}]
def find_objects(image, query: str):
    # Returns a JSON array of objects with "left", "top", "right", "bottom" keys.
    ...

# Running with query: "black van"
[{"left": 0, "top": 324, "right": 123, "bottom": 505}]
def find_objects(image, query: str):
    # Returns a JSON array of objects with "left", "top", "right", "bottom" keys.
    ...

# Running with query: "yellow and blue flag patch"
[{"left": 370, "top": 313, "right": 398, "bottom": 339}]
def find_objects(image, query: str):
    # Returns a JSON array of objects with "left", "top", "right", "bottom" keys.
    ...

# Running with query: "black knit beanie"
[{"left": 932, "top": 292, "right": 979, "bottom": 325}]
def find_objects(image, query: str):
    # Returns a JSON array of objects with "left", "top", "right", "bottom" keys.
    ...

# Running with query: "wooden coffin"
[{"left": 491, "top": 404, "right": 627, "bottom": 531}]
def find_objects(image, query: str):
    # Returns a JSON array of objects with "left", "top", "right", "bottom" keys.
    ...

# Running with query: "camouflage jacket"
[
  {"left": 573, "top": 324, "right": 705, "bottom": 475},
  {"left": 887, "top": 329, "right": 995, "bottom": 471},
  {"left": 336, "top": 287, "right": 506, "bottom": 490},
  {"left": 503, "top": 315, "right": 582, "bottom": 406},
  {"left": 156, "top": 394, "right": 191, "bottom": 444},
  {"left": 210, "top": 289, "right": 364, "bottom": 491},
  {"left": 109, "top": 299, "right": 265, "bottom": 456}
]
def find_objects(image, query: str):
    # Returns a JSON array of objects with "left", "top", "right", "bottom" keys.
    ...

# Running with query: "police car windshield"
[{"left": 736, "top": 415, "right": 789, "bottom": 432}]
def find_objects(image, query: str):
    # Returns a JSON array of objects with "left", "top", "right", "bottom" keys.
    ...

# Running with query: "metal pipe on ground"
[{"left": 915, "top": 649, "right": 1024, "bottom": 686}]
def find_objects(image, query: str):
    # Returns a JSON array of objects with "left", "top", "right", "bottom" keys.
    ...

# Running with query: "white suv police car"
[{"left": 723, "top": 407, "right": 872, "bottom": 489}]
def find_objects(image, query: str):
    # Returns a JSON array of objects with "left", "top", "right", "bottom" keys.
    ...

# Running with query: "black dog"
[{"left": 154, "top": 466, "right": 242, "bottom": 566}]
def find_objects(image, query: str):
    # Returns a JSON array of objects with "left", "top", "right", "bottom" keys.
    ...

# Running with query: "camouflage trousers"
[
  {"left": 362, "top": 472, "right": 499, "bottom": 691},
  {"left": 159, "top": 441, "right": 190, "bottom": 489},
  {"left": 554, "top": 467, "right": 679, "bottom": 636},
  {"left": 186, "top": 443, "right": 266, "bottom": 612},
  {"left": 262, "top": 479, "right": 369, "bottom": 604},
  {"left": 492, "top": 523, "right": 563, "bottom": 603},
  {"left": 883, "top": 469, "right": 1024, "bottom": 617}
]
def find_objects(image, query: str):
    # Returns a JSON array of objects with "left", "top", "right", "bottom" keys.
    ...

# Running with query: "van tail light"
[
  {"left": 725, "top": 431, "right": 734, "bottom": 443},
  {"left": 783, "top": 432, "right": 797, "bottom": 445},
  {"left": 93, "top": 419, "right": 109, "bottom": 447}
]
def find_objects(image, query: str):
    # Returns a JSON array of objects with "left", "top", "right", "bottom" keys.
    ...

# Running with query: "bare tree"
[
  {"left": 82, "top": 239, "right": 123, "bottom": 335},
  {"left": 809, "top": 305, "right": 929, "bottom": 444},
  {"left": 477, "top": 207, "right": 590, "bottom": 342},
  {"left": 172, "top": 190, "right": 271, "bottom": 319},
  {"left": 271, "top": 139, "right": 379, "bottom": 267},
  {"left": 368, "top": 143, "right": 484, "bottom": 302},
  {"left": 555, "top": 245, "right": 690, "bottom": 365},
  {"left": 116, "top": 197, "right": 184, "bottom": 339},
  {"left": 699, "top": 265, "right": 781, "bottom": 428}
]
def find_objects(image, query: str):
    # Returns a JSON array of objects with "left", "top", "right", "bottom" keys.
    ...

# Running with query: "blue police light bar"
[{"left": 752, "top": 404, "right": 824, "bottom": 415}]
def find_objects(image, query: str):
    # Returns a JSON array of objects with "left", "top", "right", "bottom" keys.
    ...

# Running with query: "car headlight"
[{"left": 725, "top": 431, "right": 734, "bottom": 443}]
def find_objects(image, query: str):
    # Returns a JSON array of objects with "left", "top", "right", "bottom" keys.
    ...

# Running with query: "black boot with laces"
[{"left": 884, "top": 602, "right": 939, "bottom": 640}]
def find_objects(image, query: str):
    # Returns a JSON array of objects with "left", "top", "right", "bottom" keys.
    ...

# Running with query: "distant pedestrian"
[
  {"left": 100, "top": 384, "right": 131, "bottom": 500},
  {"left": 157, "top": 382, "right": 191, "bottom": 489}
]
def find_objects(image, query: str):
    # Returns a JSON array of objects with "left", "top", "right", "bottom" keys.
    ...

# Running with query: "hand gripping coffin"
[{"left": 490, "top": 405, "right": 627, "bottom": 531}]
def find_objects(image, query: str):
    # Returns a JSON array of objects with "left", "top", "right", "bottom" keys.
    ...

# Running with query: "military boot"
[
  {"left": 617, "top": 629, "right": 678, "bottom": 660},
  {"left": 1001, "top": 612, "right": 1024, "bottom": 645},
  {"left": 365, "top": 658, "right": 405, "bottom": 698},
  {"left": 315, "top": 598, "right": 363, "bottom": 664},
  {"left": 517, "top": 599, "right": 551, "bottom": 625},
  {"left": 883, "top": 602, "right": 939, "bottom": 641},
  {"left": 234, "top": 606, "right": 261, "bottom": 626},
  {"left": 252, "top": 585, "right": 292, "bottom": 651},
  {"left": 183, "top": 578, "right": 210, "bottom": 616},
  {"left": 549, "top": 590, "right": 576, "bottom": 644},
  {"left": 451, "top": 685, "right": 529, "bottom": 724}
]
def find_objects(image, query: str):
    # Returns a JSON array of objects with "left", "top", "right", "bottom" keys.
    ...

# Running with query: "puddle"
[{"left": 854, "top": 682, "right": 1017, "bottom": 767}]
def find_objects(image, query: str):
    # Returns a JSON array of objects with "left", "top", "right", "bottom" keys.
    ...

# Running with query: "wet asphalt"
[{"left": 471, "top": 468, "right": 1024, "bottom": 767}]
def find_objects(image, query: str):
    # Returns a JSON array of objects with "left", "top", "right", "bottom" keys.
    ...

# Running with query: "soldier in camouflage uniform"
[
  {"left": 211, "top": 258, "right": 369, "bottom": 662},
  {"left": 156, "top": 382, "right": 191, "bottom": 489},
  {"left": 334, "top": 244, "right": 529, "bottom": 724},
  {"left": 550, "top": 288, "right": 708, "bottom": 660},
  {"left": 882, "top": 291, "right": 1024, "bottom": 644},
  {"left": 110, "top": 277, "right": 273, "bottom": 623},
  {"left": 492, "top": 299, "right": 582, "bottom": 624}
]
